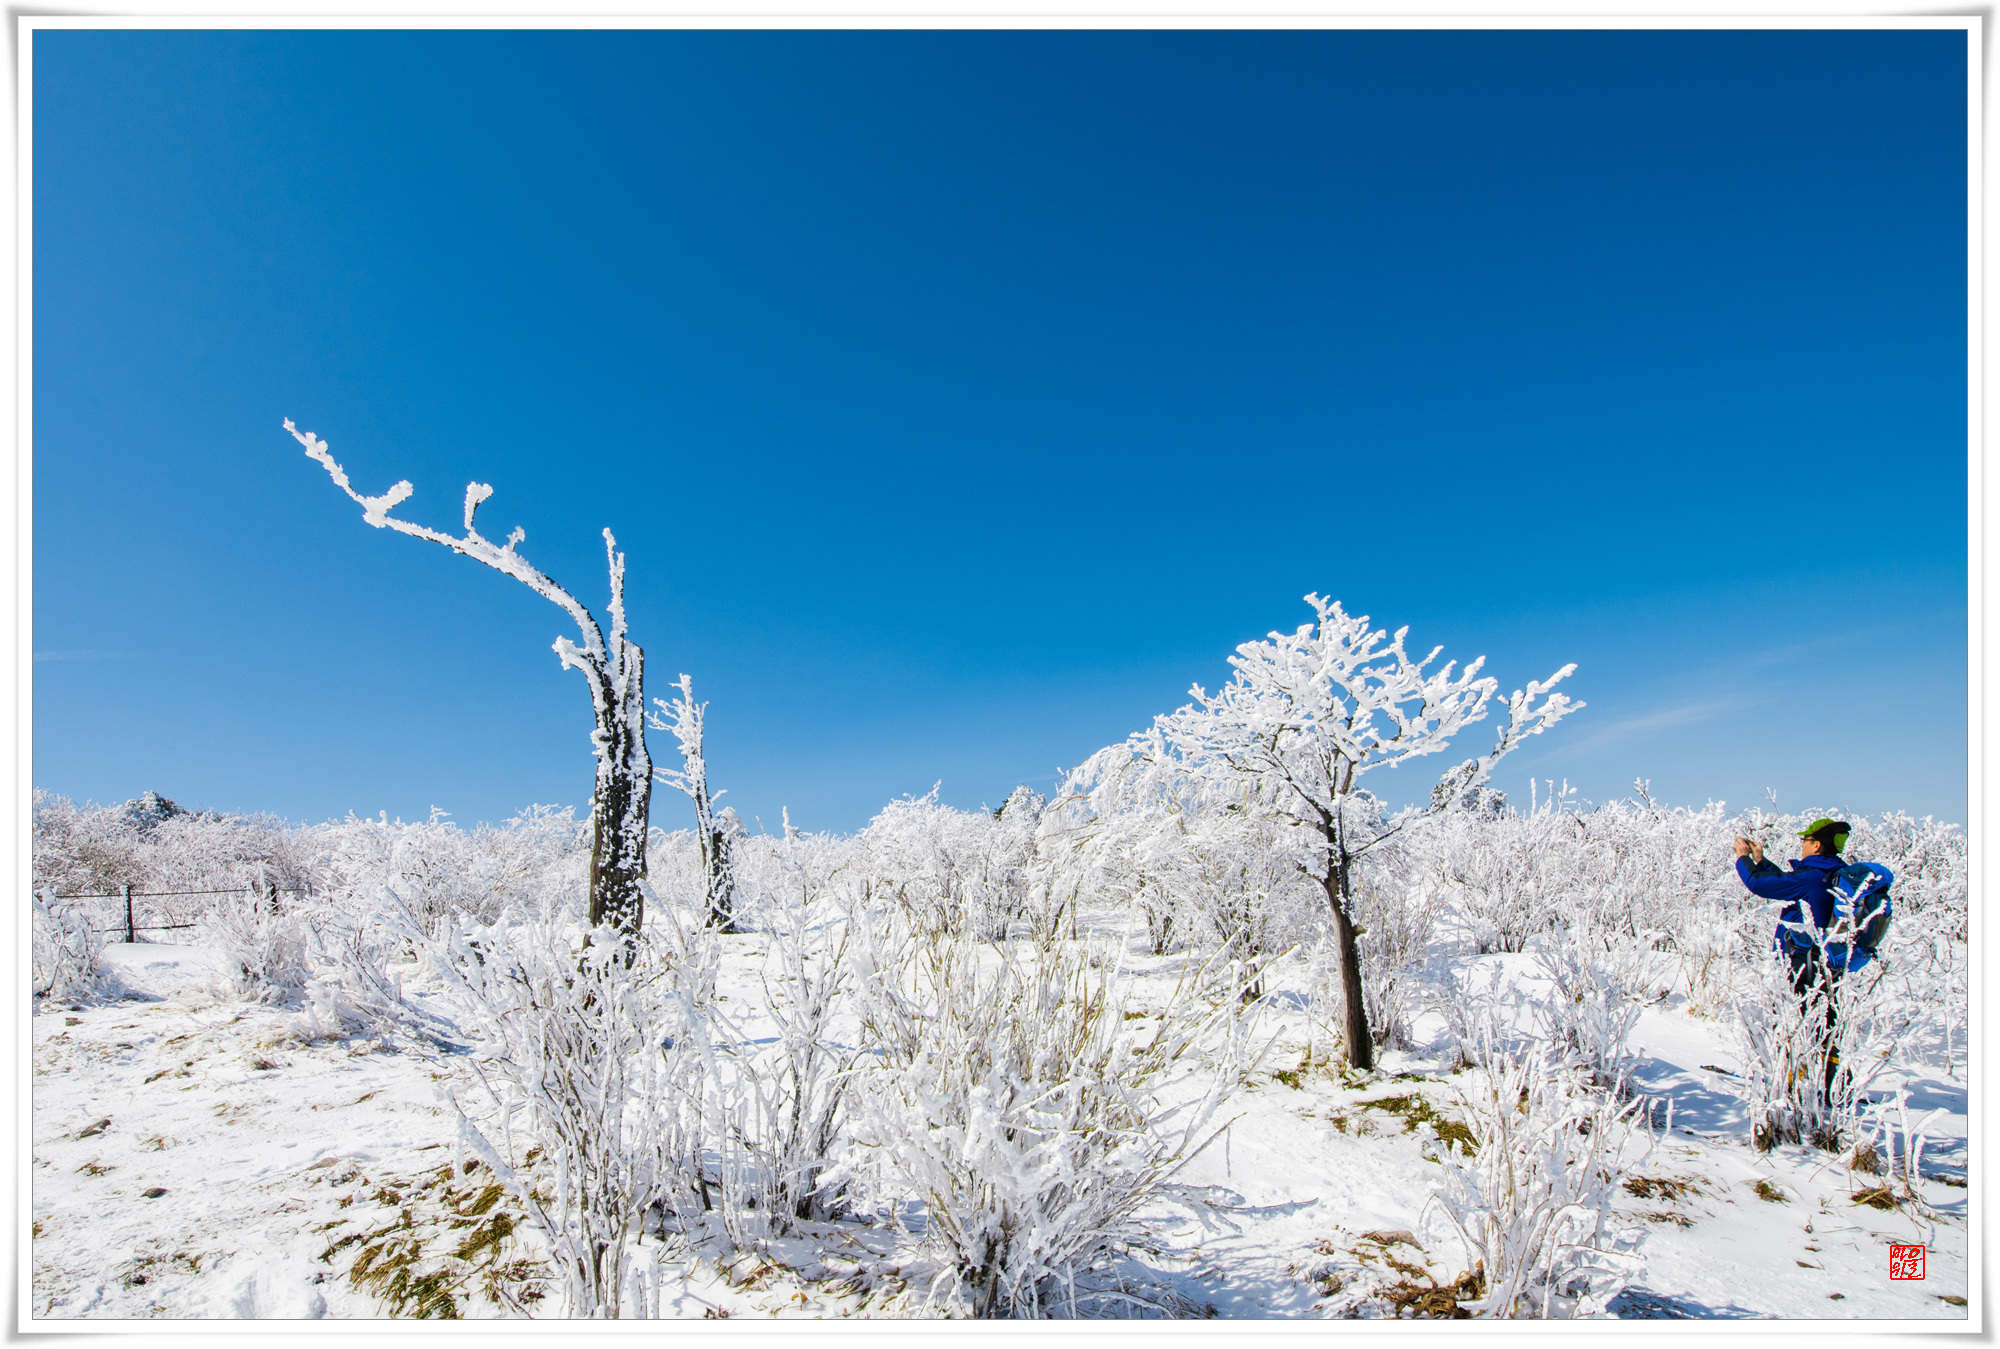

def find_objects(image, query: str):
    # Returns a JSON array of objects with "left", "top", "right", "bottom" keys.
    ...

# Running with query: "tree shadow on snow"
[
  {"left": 1609, "top": 1287, "right": 1767, "bottom": 1319},
  {"left": 1626, "top": 1056, "right": 1748, "bottom": 1137}
]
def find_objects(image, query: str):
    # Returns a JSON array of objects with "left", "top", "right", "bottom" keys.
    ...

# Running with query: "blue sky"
[{"left": 32, "top": 28, "right": 1969, "bottom": 834}]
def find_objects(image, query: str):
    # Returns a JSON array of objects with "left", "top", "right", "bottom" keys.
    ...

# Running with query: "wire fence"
[{"left": 40, "top": 883, "right": 312, "bottom": 946}]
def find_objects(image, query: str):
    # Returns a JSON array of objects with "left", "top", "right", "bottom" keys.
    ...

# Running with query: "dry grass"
[
  {"left": 1358, "top": 1093, "right": 1477, "bottom": 1154},
  {"left": 1382, "top": 1267, "right": 1483, "bottom": 1319},
  {"left": 317, "top": 1159, "right": 546, "bottom": 1316},
  {"left": 1624, "top": 1175, "right": 1696, "bottom": 1202}
]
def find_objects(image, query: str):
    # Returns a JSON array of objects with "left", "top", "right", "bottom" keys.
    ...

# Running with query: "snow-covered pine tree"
[
  {"left": 1090, "top": 594, "right": 1581, "bottom": 1070},
  {"left": 286, "top": 421, "right": 652, "bottom": 939}
]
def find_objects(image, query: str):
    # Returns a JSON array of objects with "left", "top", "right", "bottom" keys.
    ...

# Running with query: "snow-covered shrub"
[
  {"left": 1850, "top": 1088, "right": 1948, "bottom": 1194},
  {"left": 298, "top": 889, "right": 444, "bottom": 1040},
  {"left": 695, "top": 884, "right": 863, "bottom": 1240},
  {"left": 202, "top": 888, "right": 315, "bottom": 1005},
  {"left": 834, "top": 925, "right": 1255, "bottom": 1318},
  {"left": 425, "top": 907, "right": 682, "bottom": 1318},
  {"left": 316, "top": 806, "right": 589, "bottom": 933},
  {"left": 1424, "top": 800, "right": 1583, "bottom": 956},
  {"left": 637, "top": 881, "right": 734, "bottom": 1239},
  {"left": 1421, "top": 1032, "right": 1650, "bottom": 1318},
  {"left": 1730, "top": 918, "right": 1904, "bottom": 1154},
  {"left": 853, "top": 791, "right": 1036, "bottom": 943},
  {"left": 32, "top": 890, "right": 104, "bottom": 1003},
  {"left": 1674, "top": 895, "right": 1749, "bottom": 1018},
  {"left": 1349, "top": 843, "right": 1438, "bottom": 1050},
  {"left": 1531, "top": 923, "right": 1642, "bottom": 1094},
  {"left": 32, "top": 790, "right": 147, "bottom": 900},
  {"left": 1429, "top": 961, "right": 1531, "bottom": 1070}
]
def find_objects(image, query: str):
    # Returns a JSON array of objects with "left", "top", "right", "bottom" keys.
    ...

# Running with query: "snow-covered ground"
[{"left": 30, "top": 939, "right": 1970, "bottom": 1323}]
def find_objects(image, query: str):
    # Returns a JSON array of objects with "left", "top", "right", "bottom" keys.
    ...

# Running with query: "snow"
[{"left": 30, "top": 938, "right": 1969, "bottom": 1323}]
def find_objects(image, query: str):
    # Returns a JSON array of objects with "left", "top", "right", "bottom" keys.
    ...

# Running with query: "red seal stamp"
[{"left": 1889, "top": 1244, "right": 1926, "bottom": 1281}]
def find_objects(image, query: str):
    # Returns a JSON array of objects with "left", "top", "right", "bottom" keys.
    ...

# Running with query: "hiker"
[{"left": 1733, "top": 818, "right": 1853, "bottom": 1096}]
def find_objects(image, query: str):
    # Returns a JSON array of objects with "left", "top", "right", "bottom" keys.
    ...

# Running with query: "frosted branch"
[{"left": 286, "top": 419, "right": 607, "bottom": 667}]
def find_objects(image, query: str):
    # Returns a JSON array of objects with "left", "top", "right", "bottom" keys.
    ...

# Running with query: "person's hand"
[{"left": 1733, "top": 837, "right": 1753, "bottom": 859}]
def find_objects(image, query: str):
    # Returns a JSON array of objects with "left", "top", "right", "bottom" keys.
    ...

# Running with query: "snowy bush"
[
  {"left": 1349, "top": 846, "right": 1438, "bottom": 1049},
  {"left": 852, "top": 790, "right": 1038, "bottom": 943},
  {"left": 1421, "top": 1031, "right": 1650, "bottom": 1318},
  {"left": 297, "top": 889, "right": 447, "bottom": 1041},
  {"left": 201, "top": 887, "right": 315, "bottom": 1005},
  {"left": 32, "top": 790, "right": 147, "bottom": 899},
  {"left": 32, "top": 889, "right": 104, "bottom": 1003},
  {"left": 1530, "top": 923, "right": 1642, "bottom": 1094},
  {"left": 732, "top": 890, "right": 862, "bottom": 1231},
  {"left": 423, "top": 907, "right": 686, "bottom": 1318},
  {"left": 834, "top": 922, "right": 1257, "bottom": 1318},
  {"left": 1729, "top": 912, "right": 1907, "bottom": 1155}
]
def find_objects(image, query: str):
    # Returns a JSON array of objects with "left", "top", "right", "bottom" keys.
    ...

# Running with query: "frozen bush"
[
  {"left": 1421, "top": 1030, "right": 1650, "bottom": 1318},
  {"left": 738, "top": 890, "right": 861, "bottom": 1230},
  {"left": 32, "top": 890, "right": 104, "bottom": 1003},
  {"left": 423, "top": 906, "right": 685, "bottom": 1318},
  {"left": 1674, "top": 895, "right": 1749, "bottom": 1017},
  {"left": 202, "top": 888, "right": 314, "bottom": 1005},
  {"left": 1729, "top": 912, "right": 1904, "bottom": 1154},
  {"left": 853, "top": 791, "right": 1036, "bottom": 943},
  {"left": 833, "top": 924, "right": 1257, "bottom": 1318},
  {"left": 1530, "top": 923, "right": 1641, "bottom": 1095},
  {"left": 32, "top": 791, "right": 146, "bottom": 899},
  {"left": 299, "top": 889, "right": 451, "bottom": 1041}
]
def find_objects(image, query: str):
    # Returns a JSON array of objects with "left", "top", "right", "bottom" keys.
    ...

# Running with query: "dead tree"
[
  {"left": 652, "top": 674, "right": 738, "bottom": 932},
  {"left": 287, "top": 420, "right": 652, "bottom": 938}
]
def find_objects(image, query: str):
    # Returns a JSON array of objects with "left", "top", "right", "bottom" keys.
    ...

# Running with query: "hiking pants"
[{"left": 1785, "top": 944, "right": 1840, "bottom": 1099}]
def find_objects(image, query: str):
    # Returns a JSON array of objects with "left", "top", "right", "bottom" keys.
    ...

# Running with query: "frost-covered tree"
[
  {"left": 1087, "top": 594, "right": 1581, "bottom": 1070},
  {"left": 651, "top": 674, "right": 738, "bottom": 932},
  {"left": 288, "top": 421, "right": 652, "bottom": 937}
]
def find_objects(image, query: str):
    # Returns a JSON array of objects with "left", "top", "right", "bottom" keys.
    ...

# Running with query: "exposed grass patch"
[
  {"left": 321, "top": 1159, "right": 544, "bottom": 1316},
  {"left": 1751, "top": 1180, "right": 1787, "bottom": 1203},
  {"left": 1382, "top": 1267, "right": 1483, "bottom": 1319},
  {"left": 1850, "top": 1186, "right": 1899, "bottom": 1211},
  {"left": 1625, "top": 1176, "right": 1697, "bottom": 1202},
  {"left": 1358, "top": 1093, "right": 1476, "bottom": 1154}
]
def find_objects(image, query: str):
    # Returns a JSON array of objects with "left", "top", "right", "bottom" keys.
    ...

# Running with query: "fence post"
[{"left": 124, "top": 884, "right": 135, "bottom": 944}]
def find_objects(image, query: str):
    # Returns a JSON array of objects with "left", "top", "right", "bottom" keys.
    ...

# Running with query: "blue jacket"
[{"left": 1737, "top": 853, "right": 1844, "bottom": 952}]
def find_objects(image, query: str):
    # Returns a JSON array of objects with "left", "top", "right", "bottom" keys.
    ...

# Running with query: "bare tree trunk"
[
  {"left": 702, "top": 821, "right": 738, "bottom": 933},
  {"left": 1317, "top": 820, "right": 1374, "bottom": 1071},
  {"left": 586, "top": 652, "right": 651, "bottom": 936}
]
